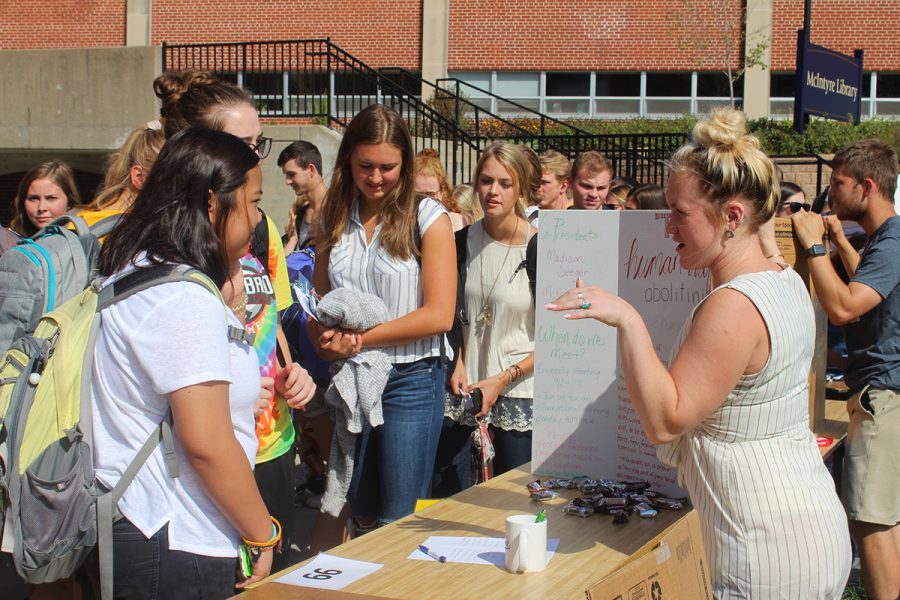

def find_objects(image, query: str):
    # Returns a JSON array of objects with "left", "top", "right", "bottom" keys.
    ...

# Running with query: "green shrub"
[
  {"left": 748, "top": 117, "right": 900, "bottom": 155},
  {"left": 471, "top": 114, "right": 900, "bottom": 156}
]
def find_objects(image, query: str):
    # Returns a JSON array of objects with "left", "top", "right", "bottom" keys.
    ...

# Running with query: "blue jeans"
[
  {"left": 111, "top": 519, "right": 236, "bottom": 599},
  {"left": 348, "top": 357, "right": 446, "bottom": 524}
]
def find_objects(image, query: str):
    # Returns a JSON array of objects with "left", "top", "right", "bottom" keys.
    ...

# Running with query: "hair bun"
[
  {"left": 153, "top": 70, "right": 217, "bottom": 106},
  {"left": 692, "top": 106, "right": 753, "bottom": 150}
]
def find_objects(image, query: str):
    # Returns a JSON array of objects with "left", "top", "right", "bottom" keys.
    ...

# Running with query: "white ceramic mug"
[{"left": 504, "top": 514, "right": 547, "bottom": 573}]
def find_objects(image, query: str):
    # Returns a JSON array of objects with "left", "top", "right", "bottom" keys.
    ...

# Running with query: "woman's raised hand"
[{"left": 545, "top": 278, "right": 638, "bottom": 329}]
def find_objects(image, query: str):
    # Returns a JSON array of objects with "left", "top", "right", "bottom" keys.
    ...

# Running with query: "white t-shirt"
[
  {"left": 328, "top": 197, "right": 448, "bottom": 363},
  {"left": 91, "top": 263, "right": 260, "bottom": 557}
]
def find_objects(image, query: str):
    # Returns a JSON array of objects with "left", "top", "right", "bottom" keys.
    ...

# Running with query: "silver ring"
[
  {"left": 580, "top": 302, "right": 591, "bottom": 310},
  {"left": 577, "top": 291, "right": 585, "bottom": 301}
]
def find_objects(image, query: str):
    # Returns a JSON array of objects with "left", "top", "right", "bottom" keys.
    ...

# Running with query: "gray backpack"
[
  {"left": 0, "top": 212, "right": 121, "bottom": 354},
  {"left": 0, "top": 264, "right": 242, "bottom": 599}
]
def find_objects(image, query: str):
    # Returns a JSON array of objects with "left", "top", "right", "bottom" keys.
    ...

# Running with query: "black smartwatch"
[{"left": 806, "top": 244, "right": 827, "bottom": 258}]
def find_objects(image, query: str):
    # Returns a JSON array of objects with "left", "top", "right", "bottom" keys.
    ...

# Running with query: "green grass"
[{"left": 842, "top": 582, "right": 868, "bottom": 599}]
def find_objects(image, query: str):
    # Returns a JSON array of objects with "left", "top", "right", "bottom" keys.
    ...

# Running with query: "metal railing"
[{"left": 161, "top": 39, "right": 689, "bottom": 187}]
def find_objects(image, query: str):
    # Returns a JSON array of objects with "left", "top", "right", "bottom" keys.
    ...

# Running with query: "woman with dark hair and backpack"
[
  {"left": 153, "top": 69, "right": 310, "bottom": 568},
  {"left": 91, "top": 127, "right": 313, "bottom": 597}
]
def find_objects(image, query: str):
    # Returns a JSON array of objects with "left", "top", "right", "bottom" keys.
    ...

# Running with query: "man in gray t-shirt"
[{"left": 794, "top": 139, "right": 899, "bottom": 600}]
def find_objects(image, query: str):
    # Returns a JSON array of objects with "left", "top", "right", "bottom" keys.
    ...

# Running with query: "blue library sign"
[{"left": 793, "top": 30, "right": 864, "bottom": 133}]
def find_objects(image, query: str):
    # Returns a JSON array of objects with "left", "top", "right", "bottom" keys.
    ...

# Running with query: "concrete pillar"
[
  {"left": 421, "top": 0, "right": 449, "bottom": 90},
  {"left": 126, "top": 0, "right": 152, "bottom": 47},
  {"left": 743, "top": 0, "right": 773, "bottom": 118}
]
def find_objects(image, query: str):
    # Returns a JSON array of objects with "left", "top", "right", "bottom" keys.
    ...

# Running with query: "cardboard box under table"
[{"left": 239, "top": 465, "right": 709, "bottom": 600}]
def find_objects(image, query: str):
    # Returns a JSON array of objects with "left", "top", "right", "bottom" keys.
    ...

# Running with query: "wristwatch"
[{"left": 806, "top": 244, "right": 827, "bottom": 258}]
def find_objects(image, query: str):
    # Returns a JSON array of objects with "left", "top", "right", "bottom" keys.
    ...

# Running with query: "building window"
[
  {"left": 645, "top": 72, "right": 692, "bottom": 117},
  {"left": 875, "top": 73, "right": 900, "bottom": 117},
  {"left": 696, "top": 72, "right": 743, "bottom": 115},
  {"left": 545, "top": 72, "right": 591, "bottom": 115},
  {"left": 595, "top": 73, "right": 641, "bottom": 117},
  {"left": 495, "top": 72, "right": 541, "bottom": 114},
  {"left": 447, "top": 70, "right": 746, "bottom": 119}
]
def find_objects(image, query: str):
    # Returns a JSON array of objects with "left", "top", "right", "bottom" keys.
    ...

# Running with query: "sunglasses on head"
[{"left": 783, "top": 201, "right": 811, "bottom": 213}]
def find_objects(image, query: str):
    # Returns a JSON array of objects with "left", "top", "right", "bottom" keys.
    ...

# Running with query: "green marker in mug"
[{"left": 535, "top": 509, "right": 546, "bottom": 523}]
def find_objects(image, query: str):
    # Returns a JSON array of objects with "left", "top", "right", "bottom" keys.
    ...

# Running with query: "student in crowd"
[
  {"left": 279, "top": 141, "right": 327, "bottom": 252},
  {"left": 414, "top": 148, "right": 469, "bottom": 231},
  {"left": 154, "top": 69, "right": 305, "bottom": 570},
  {"left": 311, "top": 104, "right": 455, "bottom": 531},
  {"left": 450, "top": 183, "right": 482, "bottom": 223},
  {"left": 606, "top": 176, "right": 639, "bottom": 210},
  {"left": 777, "top": 181, "right": 809, "bottom": 216},
  {"left": 438, "top": 142, "right": 539, "bottom": 493},
  {"left": 277, "top": 139, "right": 351, "bottom": 553},
  {"left": 548, "top": 107, "right": 851, "bottom": 598},
  {"left": 527, "top": 149, "right": 570, "bottom": 225},
  {"left": 569, "top": 150, "right": 613, "bottom": 211},
  {"left": 85, "top": 124, "right": 166, "bottom": 218},
  {"left": 627, "top": 183, "right": 667, "bottom": 210},
  {"left": 10, "top": 160, "right": 81, "bottom": 237},
  {"left": 793, "top": 140, "right": 899, "bottom": 600},
  {"left": 92, "top": 127, "right": 293, "bottom": 596}
]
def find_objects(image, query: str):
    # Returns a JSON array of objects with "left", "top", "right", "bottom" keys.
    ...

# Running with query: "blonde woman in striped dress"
[{"left": 548, "top": 107, "right": 851, "bottom": 599}]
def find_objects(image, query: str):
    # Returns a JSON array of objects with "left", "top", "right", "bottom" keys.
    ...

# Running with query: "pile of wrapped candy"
[{"left": 526, "top": 477, "right": 689, "bottom": 524}]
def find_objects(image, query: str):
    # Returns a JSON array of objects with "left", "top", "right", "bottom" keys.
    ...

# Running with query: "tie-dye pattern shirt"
[{"left": 241, "top": 251, "right": 294, "bottom": 463}]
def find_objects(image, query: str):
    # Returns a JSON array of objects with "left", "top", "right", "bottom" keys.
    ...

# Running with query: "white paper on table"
[
  {"left": 407, "top": 536, "right": 560, "bottom": 566},
  {"left": 275, "top": 553, "right": 383, "bottom": 590}
]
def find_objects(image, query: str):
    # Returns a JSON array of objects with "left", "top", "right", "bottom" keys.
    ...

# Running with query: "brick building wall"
[
  {"left": 151, "top": 1, "right": 422, "bottom": 69},
  {"left": 0, "top": 1, "right": 125, "bottom": 50},
  {"left": 1, "top": 1, "right": 897, "bottom": 73},
  {"left": 771, "top": 1, "right": 900, "bottom": 71},
  {"left": 448, "top": 0, "right": 745, "bottom": 71}
]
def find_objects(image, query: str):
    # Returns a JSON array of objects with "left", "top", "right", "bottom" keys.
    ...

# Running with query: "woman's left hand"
[
  {"left": 545, "top": 279, "right": 637, "bottom": 328},
  {"left": 276, "top": 362, "right": 317, "bottom": 409},
  {"left": 468, "top": 375, "right": 505, "bottom": 419}
]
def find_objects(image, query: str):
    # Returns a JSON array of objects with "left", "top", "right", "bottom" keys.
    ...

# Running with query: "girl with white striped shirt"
[
  {"left": 311, "top": 105, "right": 456, "bottom": 530},
  {"left": 548, "top": 107, "right": 851, "bottom": 598}
]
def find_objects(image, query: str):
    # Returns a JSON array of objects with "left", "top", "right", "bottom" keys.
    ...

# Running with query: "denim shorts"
[{"left": 348, "top": 357, "right": 446, "bottom": 524}]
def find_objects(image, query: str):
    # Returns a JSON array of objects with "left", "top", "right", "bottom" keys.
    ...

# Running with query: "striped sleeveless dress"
[{"left": 657, "top": 267, "right": 851, "bottom": 599}]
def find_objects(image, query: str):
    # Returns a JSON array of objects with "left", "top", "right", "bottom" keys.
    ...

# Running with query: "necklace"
[
  {"left": 477, "top": 219, "right": 518, "bottom": 326},
  {"left": 229, "top": 290, "right": 247, "bottom": 316}
]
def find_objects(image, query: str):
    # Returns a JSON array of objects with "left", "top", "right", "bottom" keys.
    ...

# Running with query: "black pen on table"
[{"left": 418, "top": 544, "right": 447, "bottom": 563}]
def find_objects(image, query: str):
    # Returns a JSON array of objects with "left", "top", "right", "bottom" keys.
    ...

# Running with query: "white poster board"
[{"left": 532, "top": 210, "right": 709, "bottom": 496}]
